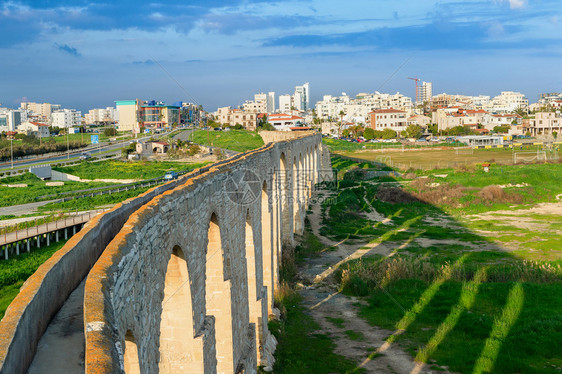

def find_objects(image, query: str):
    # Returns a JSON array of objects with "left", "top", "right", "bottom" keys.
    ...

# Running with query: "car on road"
[
  {"left": 164, "top": 171, "right": 178, "bottom": 181},
  {"left": 79, "top": 152, "right": 91, "bottom": 161}
]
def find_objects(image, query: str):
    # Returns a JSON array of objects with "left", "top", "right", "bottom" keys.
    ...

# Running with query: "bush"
[{"left": 103, "top": 127, "right": 117, "bottom": 137}]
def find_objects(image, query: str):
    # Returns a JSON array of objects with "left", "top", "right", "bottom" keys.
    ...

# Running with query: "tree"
[
  {"left": 427, "top": 123, "right": 439, "bottom": 135},
  {"left": 525, "top": 130, "right": 531, "bottom": 137},
  {"left": 342, "top": 129, "right": 350, "bottom": 137},
  {"left": 363, "top": 127, "right": 375, "bottom": 140},
  {"left": 493, "top": 125, "right": 510, "bottom": 134},
  {"left": 405, "top": 124, "right": 423, "bottom": 139},
  {"left": 553, "top": 131, "right": 558, "bottom": 139},
  {"left": 104, "top": 127, "right": 117, "bottom": 137},
  {"left": 382, "top": 128, "right": 397, "bottom": 140}
]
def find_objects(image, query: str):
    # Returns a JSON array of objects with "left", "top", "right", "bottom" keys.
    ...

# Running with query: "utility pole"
[
  {"left": 10, "top": 136, "right": 13, "bottom": 169},
  {"left": 67, "top": 127, "right": 70, "bottom": 159}
]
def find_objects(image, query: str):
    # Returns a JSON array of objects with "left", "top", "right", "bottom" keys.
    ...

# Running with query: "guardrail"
[{"left": 0, "top": 209, "right": 109, "bottom": 259}]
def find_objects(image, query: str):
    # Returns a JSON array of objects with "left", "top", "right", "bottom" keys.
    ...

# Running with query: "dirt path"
[{"left": 299, "top": 192, "right": 454, "bottom": 373}]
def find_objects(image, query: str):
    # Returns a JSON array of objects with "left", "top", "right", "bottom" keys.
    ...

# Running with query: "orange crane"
[{"left": 408, "top": 77, "right": 420, "bottom": 104}]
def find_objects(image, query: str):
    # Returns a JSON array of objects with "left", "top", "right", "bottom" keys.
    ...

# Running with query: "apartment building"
[
  {"left": 18, "top": 122, "right": 50, "bottom": 138},
  {"left": 491, "top": 91, "right": 528, "bottom": 112},
  {"left": 85, "top": 107, "right": 118, "bottom": 124},
  {"left": 526, "top": 112, "right": 562, "bottom": 136},
  {"left": 20, "top": 102, "right": 61, "bottom": 121},
  {"left": 216, "top": 107, "right": 257, "bottom": 130},
  {"left": 51, "top": 109, "right": 82, "bottom": 128},
  {"left": 315, "top": 92, "right": 413, "bottom": 121},
  {"left": 294, "top": 82, "right": 310, "bottom": 111},
  {"left": 0, "top": 108, "right": 22, "bottom": 131},
  {"left": 369, "top": 109, "right": 408, "bottom": 132}
]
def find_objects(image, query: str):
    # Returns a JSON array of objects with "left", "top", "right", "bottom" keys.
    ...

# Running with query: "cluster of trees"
[
  {"left": 361, "top": 127, "right": 399, "bottom": 140},
  {"left": 0, "top": 135, "right": 86, "bottom": 161}
]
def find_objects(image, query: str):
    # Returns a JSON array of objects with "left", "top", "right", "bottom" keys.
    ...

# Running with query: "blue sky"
[{"left": 1, "top": 0, "right": 561, "bottom": 112}]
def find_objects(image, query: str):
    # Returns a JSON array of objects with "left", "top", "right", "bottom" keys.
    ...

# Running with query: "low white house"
[
  {"left": 268, "top": 114, "right": 304, "bottom": 131},
  {"left": 18, "top": 121, "right": 50, "bottom": 138}
]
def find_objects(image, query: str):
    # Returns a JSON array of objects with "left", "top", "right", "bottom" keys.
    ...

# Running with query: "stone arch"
[
  {"left": 159, "top": 245, "right": 201, "bottom": 373},
  {"left": 313, "top": 144, "right": 319, "bottom": 184},
  {"left": 279, "top": 152, "right": 292, "bottom": 244},
  {"left": 293, "top": 154, "right": 305, "bottom": 234},
  {"left": 245, "top": 209, "right": 265, "bottom": 364},
  {"left": 260, "top": 180, "right": 274, "bottom": 314},
  {"left": 292, "top": 156, "right": 300, "bottom": 234},
  {"left": 124, "top": 330, "right": 141, "bottom": 374},
  {"left": 206, "top": 213, "right": 234, "bottom": 374}
]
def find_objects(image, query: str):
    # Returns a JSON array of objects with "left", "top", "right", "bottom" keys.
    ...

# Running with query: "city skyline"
[{"left": 1, "top": 0, "right": 561, "bottom": 112}]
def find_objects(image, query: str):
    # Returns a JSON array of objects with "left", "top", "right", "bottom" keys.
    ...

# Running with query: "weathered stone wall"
[
  {"left": 0, "top": 168, "right": 200, "bottom": 374},
  {"left": 84, "top": 134, "right": 331, "bottom": 373},
  {"left": 0, "top": 133, "right": 332, "bottom": 374}
]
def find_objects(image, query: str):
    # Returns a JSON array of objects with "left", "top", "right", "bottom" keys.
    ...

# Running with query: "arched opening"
[
  {"left": 124, "top": 330, "right": 141, "bottom": 374},
  {"left": 206, "top": 213, "right": 234, "bottom": 374},
  {"left": 293, "top": 155, "right": 303, "bottom": 234},
  {"left": 159, "top": 245, "right": 200, "bottom": 373},
  {"left": 314, "top": 145, "right": 319, "bottom": 185},
  {"left": 261, "top": 181, "right": 274, "bottom": 314},
  {"left": 279, "top": 153, "right": 292, "bottom": 244},
  {"left": 245, "top": 211, "right": 263, "bottom": 362}
]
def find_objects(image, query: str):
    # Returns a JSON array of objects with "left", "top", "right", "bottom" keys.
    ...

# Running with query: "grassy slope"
[
  {"left": 191, "top": 130, "right": 264, "bottom": 152},
  {"left": 53, "top": 160, "right": 209, "bottom": 180},
  {"left": 0, "top": 172, "right": 117, "bottom": 207},
  {"left": 305, "top": 156, "right": 562, "bottom": 373},
  {"left": 0, "top": 240, "right": 66, "bottom": 319}
]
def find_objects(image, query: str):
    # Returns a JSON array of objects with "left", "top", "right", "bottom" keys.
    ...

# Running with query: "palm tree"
[{"left": 338, "top": 110, "right": 345, "bottom": 138}]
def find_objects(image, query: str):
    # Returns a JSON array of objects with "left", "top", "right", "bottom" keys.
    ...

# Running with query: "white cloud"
[{"left": 493, "top": 0, "right": 528, "bottom": 9}]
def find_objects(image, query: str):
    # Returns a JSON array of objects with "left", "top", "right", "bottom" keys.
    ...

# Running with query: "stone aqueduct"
[{"left": 0, "top": 133, "right": 332, "bottom": 374}]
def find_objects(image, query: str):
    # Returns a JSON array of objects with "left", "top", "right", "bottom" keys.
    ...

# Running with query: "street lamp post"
[{"left": 10, "top": 137, "right": 13, "bottom": 169}]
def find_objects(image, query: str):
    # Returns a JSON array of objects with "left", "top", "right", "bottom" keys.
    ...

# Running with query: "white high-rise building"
[
  {"left": 0, "top": 108, "right": 22, "bottom": 132},
  {"left": 315, "top": 91, "right": 413, "bottom": 121},
  {"left": 294, "top": 82, "right": 310, "bottom": 111},
  {"left": 267, "top": 92, "right": 276, "bottom": 113},
  {"left": 491, "top": 91, "right": 528, "bottom": 113},
  {"left": 85, "top": 107, "right": 118, "bottom": 124},
  {"left": 279, "top": 94, "right": 293, "bottom": 112},
  {"left": 51, "top": 109, "right": 82, "bottom": 128},
  {"left": 421, "top": 82, "right": 432, "bottom": 103}
]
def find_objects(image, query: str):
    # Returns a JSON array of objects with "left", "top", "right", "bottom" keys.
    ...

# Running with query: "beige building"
[
  {"left": 526, "top": 112, "right": 562, "bottom": 136},
  {"left": 216, "top": 107, "right": 257, "bottom": 130},
  {"left": 20, "top": 102, "right": 61, "bottom": 121},
  {"left": 369, "top": 108, "right": 408, "bottom": 132},
  {"left": 18, "top": 121, "right": 50, "bottom": 138},
  {"left": 407, "top": 115, "right": 431, "bottom": 128},
  {"left": 115, "top": 99, "right": 142, "bottom": 133}
]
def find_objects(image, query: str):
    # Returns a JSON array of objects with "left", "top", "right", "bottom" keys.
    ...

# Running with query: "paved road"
[
  {"left": 0, "top": 200, "right": 60, "bottom": 216},
  {"left": 0, "top": 132, "right": 173, "bottom": 172}
]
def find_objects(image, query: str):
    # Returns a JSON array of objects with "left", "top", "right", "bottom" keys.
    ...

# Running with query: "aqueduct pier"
[{"left": 0, "top": 132, "right": 332, "bottom": 374}]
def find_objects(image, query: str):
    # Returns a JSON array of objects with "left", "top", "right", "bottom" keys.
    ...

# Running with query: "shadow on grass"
[{"left": 275, "top": 155, "right": 562, "bottom": 374}]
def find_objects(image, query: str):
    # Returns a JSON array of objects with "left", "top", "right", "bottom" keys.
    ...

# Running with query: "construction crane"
[{"left": 408, "top": 77, "right": 420, "bottom": 104}]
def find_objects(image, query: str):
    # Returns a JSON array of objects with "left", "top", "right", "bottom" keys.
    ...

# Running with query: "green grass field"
[
  {"left": 0, "top": 172, "right": 118, "bottom": 207},
  {"left": 276, "top": 155, "right": 562, "bottom": 373},
  {"left": 335, "top": 144, "right": 554, "bottom": 170},
  {"left": 191, "top": 130, "right": 264, "bottom": 152},
  {"left": 0, "top": 240, "right": 66, "bottom": 319},
  {"left": 53, "top": 160, "right": 209, "bottom": 180}
]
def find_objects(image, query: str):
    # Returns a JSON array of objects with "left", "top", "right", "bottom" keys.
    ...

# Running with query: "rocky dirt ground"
[{"left": 296, "top": 187, "right": 562, "bottom": 373}]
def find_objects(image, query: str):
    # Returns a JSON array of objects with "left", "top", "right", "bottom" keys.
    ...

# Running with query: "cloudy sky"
[{"left": 1, "top": 0, "right": 561, "bottom": 112}]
